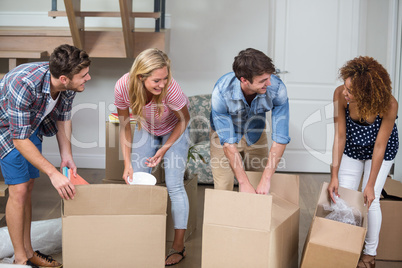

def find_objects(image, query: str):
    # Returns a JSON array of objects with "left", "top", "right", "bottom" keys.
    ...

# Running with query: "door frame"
[{"left": 393, "top": 0, "right": 402, "bottom": 181}]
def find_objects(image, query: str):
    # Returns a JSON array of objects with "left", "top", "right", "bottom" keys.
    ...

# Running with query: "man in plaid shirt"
[{"left": 0, "top": 44, "right": 91, "bottom": 267}]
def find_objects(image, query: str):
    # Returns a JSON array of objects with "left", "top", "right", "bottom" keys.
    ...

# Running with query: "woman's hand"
[
  {"left": 363, "top": 185, "right": 375, "bottom": 208},
  {"left": 146, "top": 147, "right": 167, "bottom": 168},
  {"left": 328, "top": 177, "right": 340, "bottom": 203},
  {"left": 123, "top": 164, "right": 134, "bottom": 184}
]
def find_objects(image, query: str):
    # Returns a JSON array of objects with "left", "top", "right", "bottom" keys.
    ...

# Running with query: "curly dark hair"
[
  {"left": 232, "top": 48, "right": 275, "bottom": 83},
  {"left": 339, "top": 56, "right": 392, "bottom": 120},
  {"left": 49, "top": 44, "right": 91, "bottom": 79}
]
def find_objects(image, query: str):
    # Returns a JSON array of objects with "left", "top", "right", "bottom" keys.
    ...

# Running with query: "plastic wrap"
[
  {"left": 0, "top": 218, "right": 62, "bottom": 259},
  {"left": 323, "top": 195, "right": 362, "bottom": 226}
]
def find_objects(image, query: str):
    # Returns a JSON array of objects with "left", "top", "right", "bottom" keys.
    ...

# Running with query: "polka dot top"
[{"left": 344, "top": 104, "right": 399, "bottom": 160}]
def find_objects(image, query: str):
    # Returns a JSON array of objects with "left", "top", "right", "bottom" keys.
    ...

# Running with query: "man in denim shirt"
[
  {"left": 210, "top": 48, "right": 290, "bottom": 194},
  {"left": 0, "top": 44, "right": 91, "bottom": 267}
]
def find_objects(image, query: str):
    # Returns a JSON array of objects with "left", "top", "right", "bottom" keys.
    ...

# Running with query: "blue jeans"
[{"left": 132, "top": 127, "right": 190, "bottom": 229}]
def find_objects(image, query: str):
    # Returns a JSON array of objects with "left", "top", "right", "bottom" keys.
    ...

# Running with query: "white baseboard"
[{"left": 44, "top": 153, "right": 105, "bottom": 169}]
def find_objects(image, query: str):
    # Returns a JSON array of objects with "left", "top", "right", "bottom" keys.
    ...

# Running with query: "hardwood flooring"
[{"left": 0, "top": 169, "right": 401, "bottom": 267}]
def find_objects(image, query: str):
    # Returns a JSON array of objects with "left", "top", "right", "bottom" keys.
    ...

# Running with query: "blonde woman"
[
  {"left": 114, "top": 48, "right": 190, "bottom": 266},
  {"left": 328, "top": 56, "right": 399, "bottom": 268}
]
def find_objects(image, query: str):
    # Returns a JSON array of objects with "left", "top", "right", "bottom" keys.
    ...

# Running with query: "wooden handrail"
[{"left": 48, "top": 11, "right": 161, "bottom": 19}]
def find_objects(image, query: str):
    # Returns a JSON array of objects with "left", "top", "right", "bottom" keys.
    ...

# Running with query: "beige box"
[
  {"left": 103, "top": 121, "right": 163, "bottom": 184},
  {"left": 161, "top": 175, "right": 198, "bottom": 242},
  {"left": 62, "top": 184, "right": 167, "bottom": 268},
  {"left": 202, "top": 172, "right": 300, "bottom": 268},
  {"left": 377, "top": 177, "right": 402, "bottom": 261},
  {"left": 300, "top": 182, "right": 368, "bottom": 268}
]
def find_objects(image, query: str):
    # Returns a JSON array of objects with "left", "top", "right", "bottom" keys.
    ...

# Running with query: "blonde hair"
[{"left": 128, "top": 48, "right": 171, "bottom": 129}]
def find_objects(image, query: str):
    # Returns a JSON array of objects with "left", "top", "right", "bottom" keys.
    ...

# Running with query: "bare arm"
[
  {"left": 364, "top": 97, "right": 398, "bottom": 208},
  {"left": 328, "top": 85, "right": 347, "bottom": 202},
  {"left": 117, "top": 108, "right": 134, "bottom": 183},
  {"left": 56, "top": 120, "right": 77, "bottom": 175},
  {"left": 223, "top": 143, "right": 256, "bottom": 194},
  {"left": 146, "top": 105, "right": 190, "bottom": 167},
  {"left": 13, "top": 137, "right": 75, "bottom": 200},
  {"left": 256, "top": 141, "right": 286, "bottom": 194}
]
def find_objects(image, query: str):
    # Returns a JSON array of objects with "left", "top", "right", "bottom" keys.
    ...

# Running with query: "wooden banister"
[
  {"left": 64, "top": 0, "right": 85, "bottom": 49},
  {"left": 119, "top": 0, "right": 135, "bottom": 58}
]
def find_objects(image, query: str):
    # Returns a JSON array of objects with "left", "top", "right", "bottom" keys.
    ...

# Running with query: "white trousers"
[{"left": 338, "top": 154, "right": 393, "bottom": 256}]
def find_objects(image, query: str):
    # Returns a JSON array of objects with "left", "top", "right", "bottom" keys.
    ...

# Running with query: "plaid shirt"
[{"left": 0, "top": 62, "right": 76, "bottom": 159}]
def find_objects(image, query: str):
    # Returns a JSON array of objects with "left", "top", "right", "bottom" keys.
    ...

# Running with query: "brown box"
[
  {"left": 103, "top": 121, "right": 164, "bottom": 184},
  {"left": 300, "top": 182, "right": 368, "bottom": 268},
  {"left": 62, "top": 184, "right": 167, "bottom": 268},
  {"left": 377, "top": 177, "right": 402, "bottom": 261},
  {"left": 202, "top": 172, "right": 300, "bottom": 268},
  {"left": 162, "top": 175, "right": 198, "bottom": 242}
]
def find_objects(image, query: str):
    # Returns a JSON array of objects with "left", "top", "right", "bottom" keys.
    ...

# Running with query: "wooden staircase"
[{"left": 0, "top": 0, "right": 169, "bottom": 76}]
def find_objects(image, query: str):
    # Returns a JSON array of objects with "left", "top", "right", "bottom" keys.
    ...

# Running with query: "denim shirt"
[{"left": 210, "top": 72, "right": 290, "bottom": 146}]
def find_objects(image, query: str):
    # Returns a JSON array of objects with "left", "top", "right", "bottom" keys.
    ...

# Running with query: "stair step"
[
  {"left": 0, "top": 50, "right": 47, "bottom": 59},
  {"left": 48, "top": 11, "right": 161, "bottom": 19},
  {"left": 0, "top": 181, "right": 8, "bottom": 197}
]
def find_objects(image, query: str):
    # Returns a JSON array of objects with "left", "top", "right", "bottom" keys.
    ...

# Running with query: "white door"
[{"left": 268, "top": 0, "right": 362, "bottom": 172}]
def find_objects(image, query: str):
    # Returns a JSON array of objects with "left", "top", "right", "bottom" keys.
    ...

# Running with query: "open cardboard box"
[
  {"left": 377, "top": 177, "right": 402, "bottom": 261},
  {"left": 202, "top": 172, "right": 300, "bottom": 268},
  {"left": 300, "top": 182, "right": 367, "bottom": 268},
  {"left": 62, "top": 184, "right": 167, "bottom": 268}
]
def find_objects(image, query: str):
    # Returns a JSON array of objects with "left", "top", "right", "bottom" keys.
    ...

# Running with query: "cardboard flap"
[
  {"left": 204, "top": 189, "right": 272, "bottom": 231},
  {"left": 63, "top": 184, "right": 167, "bottom": 216},
  {"left": 246, "top": 172, "right": 300, "bottom": 205},
  {"left": 383, "top": 177, "right": 402, "bottom": 198}
]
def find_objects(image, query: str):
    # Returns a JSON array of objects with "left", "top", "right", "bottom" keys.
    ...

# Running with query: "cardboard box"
[
  {"left": 202, "top": 172, "right": 300, "bottom": 268},
  {"left": 162, "top": 175, "right": 198, "bottom": 242},
  {"left": 300, "top": 182, "right": 367, "bottom": 268},
  {"left": 377, "top": 177, "right": 402, "bottom": 261},
  {"left": 62, "top": 184, "right": 167, "bottom": 268},
  {"left": 105, "top": 121, "right": 164, "bottom": 183},
  {"left": 103, "top": 121, "right": 164, "bottom": 184}
]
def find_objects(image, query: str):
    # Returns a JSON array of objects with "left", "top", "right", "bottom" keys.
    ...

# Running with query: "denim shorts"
[{"left": 0, "top": 129, "right": 42, "bottom": 185}]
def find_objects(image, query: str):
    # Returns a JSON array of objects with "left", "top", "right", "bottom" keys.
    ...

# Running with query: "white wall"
[
  {"left": 0, "top": 0, "right": 270, "bottom": 168},
  {"left": 0, "top": 0, "right": 397, "bottom": 170}
]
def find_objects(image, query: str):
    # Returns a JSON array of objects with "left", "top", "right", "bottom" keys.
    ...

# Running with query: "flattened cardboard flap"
[
  {"left": 383, "top": 177, "right": 402, "bottom": 198},
  {"left": 204, "top": 189, "right": 272, "bottom": 231},
  {"left": 246, "top": 172, "right": 299, "bottom": 205},
  {"left": 63, "top": 184, "right": 167, "bottom": 216}
]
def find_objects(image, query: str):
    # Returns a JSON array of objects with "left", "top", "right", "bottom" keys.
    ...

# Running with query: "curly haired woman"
[{"left": 328, "top": 56, "right": 399, "bottom": 268}]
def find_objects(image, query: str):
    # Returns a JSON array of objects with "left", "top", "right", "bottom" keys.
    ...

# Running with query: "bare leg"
[
  {"left": 24, "top": 179, "right": 35, "bottom": 259},
  {"left": 165, "top": 229, "right": 186, "bottom": 265},
  {"left": 6, "top": 180, "right": 32, "bottom": 264}
]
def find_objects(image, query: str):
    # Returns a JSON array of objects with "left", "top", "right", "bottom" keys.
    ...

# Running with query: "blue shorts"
[{"left": 0, "top": 129, "right": 42, "bottom": 185}]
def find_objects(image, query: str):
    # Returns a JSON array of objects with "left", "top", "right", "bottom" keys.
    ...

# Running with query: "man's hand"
[
  {"left": 256, "top": 178, "right": 271, "bottom": 195},
  {"left": 239, "top": 181, "right": 256, "bottom": 194},
  {"left": 49, "top": 171, "right": 76, "bottom": 200}
]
